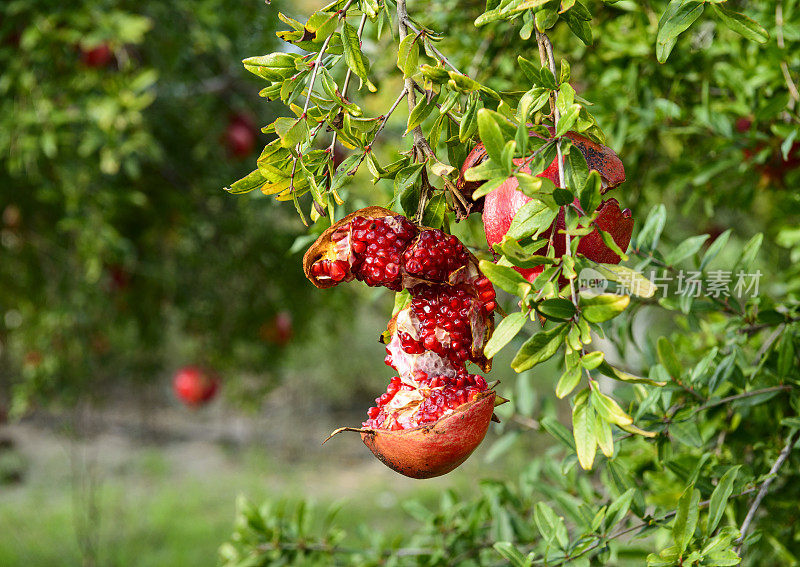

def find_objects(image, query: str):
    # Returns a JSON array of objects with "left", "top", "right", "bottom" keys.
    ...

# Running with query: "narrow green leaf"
[
  {"left": 341, "top": 21, "right": 376, "bottom": 91},
  {"left": 712, "top": 4, "right": 769, "bottom": 43},
  {"left": 707, "top": 466, "right": 740, "bottom": 534},
  {"left": 672, "top": 485, "right": 701, "bottom": 553},
  {"left": 556, "top": 365, "right": 582, "bottom": 399},
  {"left": 665, "top": 234, "right": 709, "bottom": 265},
  {"left": 477, "top": 109, "right": 508, "bottom": 165},
  {"left": 537, "top": 298, "right": 577, "bottom": 322},
  {"left": 580, "top": 293, "right": 629, "bottom": 323},
  {"left": 591, "top": 389, "right": 633, "bottom": 426},
  {"left": 511, "top": 323, "right": 569, "bottom": 372},
  {"left": 657, "top": 337, "right": 682, "bottom": 379},
  {"left": 700, "top": 229, "right": 731, "bottom": 270},
  {"left": 479, "top": 260, "right": 532, "bottom": 297},
  {"left": 573, "top": 390, "right": 597, "bottom": 470},
  {"left": 656, "top": 1, "right": 705, "bottom": 63},
  {"left": 485, "top": 311, "right": 528, "bottom": 358}
]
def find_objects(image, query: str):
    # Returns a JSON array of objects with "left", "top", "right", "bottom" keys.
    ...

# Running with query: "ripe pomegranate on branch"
[
  {"left": 304, "top": 207, "right": 502, "bottom": 478},
  {"left": 458, "top": 127, "right": 633, "bottom": 285}
]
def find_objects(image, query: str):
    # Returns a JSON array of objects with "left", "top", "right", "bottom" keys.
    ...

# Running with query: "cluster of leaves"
[{"left": 221, "top": 0, "right": 800, "bottom": 565}]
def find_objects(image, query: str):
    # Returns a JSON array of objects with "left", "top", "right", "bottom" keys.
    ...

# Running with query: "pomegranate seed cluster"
[
  {"left": 402, "top": 229, "right": 470, "bottom": 282},
  {"left": 363, "top": 371, "right": 488, "bottom": 430},
  {"left": 406, "top": 284, "right": 478, "bottom": 365},
  {"left": 349, "top": 215, "right": 417, "bottom": 290},
  {"left": 305, "top": 210, "right": 497, "bottom": 433}
]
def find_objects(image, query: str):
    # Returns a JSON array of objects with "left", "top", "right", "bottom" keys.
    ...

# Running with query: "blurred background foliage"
[{"left": 1, "top": 0, "right": 800, "bottom": 566}]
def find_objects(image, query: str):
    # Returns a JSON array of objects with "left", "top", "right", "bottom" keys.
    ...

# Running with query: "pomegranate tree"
[{"left": 305, "top": 207, "right": 500, "bottom": 478}]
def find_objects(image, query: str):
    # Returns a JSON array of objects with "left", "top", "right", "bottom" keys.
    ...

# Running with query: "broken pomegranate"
[
  {"left": 459, "top": 127, "right": 633, "bottom": 284},
  {"left": 306, "top": 207, "right": 502, "bottom": 478}
]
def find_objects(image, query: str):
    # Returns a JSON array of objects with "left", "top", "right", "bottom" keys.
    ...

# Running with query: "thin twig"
[
  {"left": 777, "top": 5, "right": 800, "bottom": 108},
  {"left": 370, "top": 87, "right": 408, "bottom": 146},
  {"left": 535, "top": 29, "right": 577, "bottom": 308},
  {"left": 289, "top": 2, "right": 355, "bottom": 192},
  {"left": 397, "top": 0, "right": 438, "bottom": 224},
  {"left": 691, "top": 385, "right": 792, "bottom": 415},
  {"left": 735, "top": 430, "right": 800, "bottom": 553},
  {"left": 327, "top": 12, "right": 368, "bottom": 156}
]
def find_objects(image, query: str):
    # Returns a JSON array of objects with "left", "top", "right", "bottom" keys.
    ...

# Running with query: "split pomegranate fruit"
[
  {"left": 173, "top": 365, "right": 219, "bottom": 407},
  {"left": 458, "top": 128, "right": 633, "bottom": 284},
  {"left": 304, "top": 207, "right": 501, "bottom": 478}
]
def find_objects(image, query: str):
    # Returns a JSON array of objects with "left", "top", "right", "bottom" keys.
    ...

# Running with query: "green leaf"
[
  {"left": 736, "top": 232, "right": 763, "bottom": 270},
  {"left": 507, "top": 199, "right": 559, "bottom": 240},
  {"left": 485, "top": 311, "right": 528, "bottom": 358},
  {"left": 397, "top": 33, "right": 419, "bottom": 78},
  {"left": 556, "top": 104, "right": 582, "bottom": 138},
  {"left": 597, "top": 361, "right": 666, "bottom": 386},
  {"left": 672, "top": 485, "right": 701, "bottom": 553},
  {"left": 556, "top": 365, "right": 582, "bottom": 399},
  {"left": 605, "top": 489, "right": 636, "bottom": 531},
  {"left": 477, "top": 109, "right": 508, "bottom": 166},
  {"left": 406, "top": 96, "right": 436, "bottom": 133},
  {"left": 541, "top": 415, "right": 576, "bottom": 450},
  {"left": 511, "top": 323, "right": 569, "bottom": 372},
  {"left": 670, "top": 420, "right": 703, "bottom": 448},
  {"left": 596, "top": 228, "right": 629, "bottom": 261},
  {"left": 479, "top": 260, "right": 532, "bottom": 297},
  {"left": 225, "top": 169, "right": 267, "bottom": 195},
  {"left": 595, "top": 411, "right": 614, "bottom": 458},
  {"left": 493, "top": 542, "right": 527, "bottom": 567},
  {"left": 534, "top": 502, "right": 569, "bottom": 549},
  {"left": 573, "top": 390, "right": 597, "bottom": 470},
  {"left": 700, "top": 229, "right": 731, "bottom": 270},
  {"left": 707, "top": 466, "right": 740, "bottom": 534},
  {"left": 636, "top": 204, "right": 667, "bottom": 250},
  {"left": 580, "top": 293, "right": 629, "bottom": 323},
  {"left": 537, "top": 298, "right": 577, "bottom": 322},
  {"left": 712, "top": 4, "right": 769, "bottom": 43},
  {"left": 665, "top": 234, "right": 709, "bottom": 265},
  {"left": 341, "top": 21, "right": 376, "bottom": 92},
  {"left": 579, "top": 170, "right": 602, "bottom": 214},
  {"left": 591, "top": 389, "right": 633, "bottom": 426},
  {"left": 657, "top": 337, "right": 682, "bottom": 379},
  {"left": 581, "top": 351, "right": 604, "bottom": 370},
  {"left": 656, "top": 1, "right": 705, "bottom": 63}
]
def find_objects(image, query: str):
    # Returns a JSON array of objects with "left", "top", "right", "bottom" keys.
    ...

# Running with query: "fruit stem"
[
  {"left": 535, "top": 29, "right": 578, "bottom": 309},
  {"left": 397, "top": 0, "right": 438, "bottom": 222}
]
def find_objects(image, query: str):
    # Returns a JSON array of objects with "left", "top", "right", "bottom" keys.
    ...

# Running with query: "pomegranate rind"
[
  {"left": 360, "top": 390, "right": 496, "bottom": 479},
  {"left": 302, "top": 206, "right": 397, "bottom": 289}
]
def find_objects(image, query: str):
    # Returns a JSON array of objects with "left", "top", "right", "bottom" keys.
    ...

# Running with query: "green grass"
[{"left": 0, "top": 429, "right": 535, "bottom": 567}]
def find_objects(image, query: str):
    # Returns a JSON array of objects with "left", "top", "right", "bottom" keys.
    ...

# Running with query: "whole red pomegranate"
[
  {"left": 80, "top": 44, "right": 113, "bottom": 68},
  {"left": 459, "top": 129, "right": 633, "bottom": 283},
  {"left": 225, "top": 114, "right": 258, "bottom": 158},
  {"left": 305, "top": 207, "right": 502, "bottom": 478},
  {"left": 173, "top": 366, "right": 219, "bottom": 406}
]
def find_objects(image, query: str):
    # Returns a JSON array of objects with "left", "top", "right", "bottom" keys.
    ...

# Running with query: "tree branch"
[
  {"left": 535, "top": 29, "right": 577, "bottom": 307},
  {"left": 735, "top": 430, "right": 799, "bottom": 553},
  {"left": 397, "top": 0, "right": 437, "bottom": 223}
]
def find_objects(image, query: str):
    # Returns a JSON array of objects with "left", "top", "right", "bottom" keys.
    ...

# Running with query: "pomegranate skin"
[
  {"left": 173, "top": 366, "right": 219, "bottom": 406},
  {"left": 575, "top": 199, "right": 633, "bottom": 265},
  {"left": 360, "top": 390, "right": 496, "bottom": 479}
]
